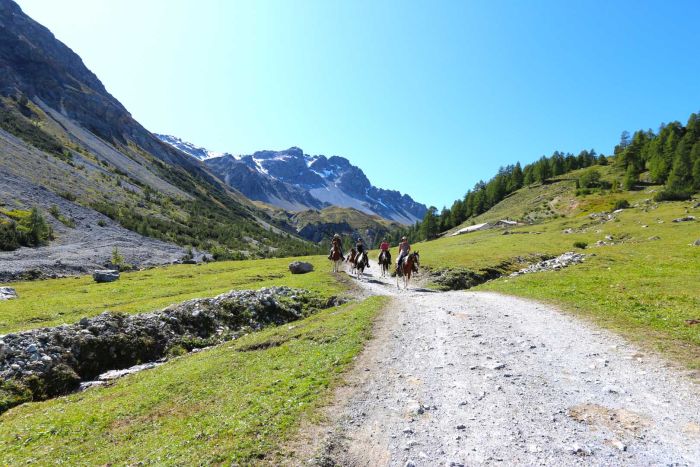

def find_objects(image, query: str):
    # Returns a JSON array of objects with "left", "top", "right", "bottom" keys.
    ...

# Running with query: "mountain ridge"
[{"left": 157, "top": 134, "right": 428, "bottom": 225}]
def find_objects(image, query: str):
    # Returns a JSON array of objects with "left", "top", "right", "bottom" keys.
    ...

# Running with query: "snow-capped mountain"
[
  {"left": 157, "top": 136, "right": 427, "bottom": 224},
  {"left": 154, "top": 134, "right": 227, "bottom": 161}
]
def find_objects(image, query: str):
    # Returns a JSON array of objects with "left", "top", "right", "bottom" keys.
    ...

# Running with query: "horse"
[
  {"left": 346, "top": 248, "right": 357, "bottom": 275},
  {"left": 329, "top": 244, "right": 344, "bottom": 273},
  {"left": 396, "top": 251, "right": 420, "bottom": 289},
  {"left": 355, "top": 250, "right": 369, "bottom": 280},
  {"left": 378, "top": 250, "right": 391, "bottom": 277}
]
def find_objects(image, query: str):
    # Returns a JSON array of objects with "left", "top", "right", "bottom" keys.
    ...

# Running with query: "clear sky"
[{"left": 15, "top": 0, "right": 700, "bottom": 209}]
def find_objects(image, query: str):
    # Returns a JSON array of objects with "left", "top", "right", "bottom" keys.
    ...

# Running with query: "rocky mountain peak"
[{"left": 157, "top": 134, "right": 428, "bottom": 224}]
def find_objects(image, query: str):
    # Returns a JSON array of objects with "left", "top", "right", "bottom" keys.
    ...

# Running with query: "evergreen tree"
[
  {"left": 623, "top": 165, "right": 637, "bottom": 191},
  {"left": 534, "top": 156, "right": 550, "bottom": 183},
  {"left": 691, "top": 142, "right": 700, "bottom": 190},
  {"left": 666, "top": 144, "right": 693, "bottom": 192},
  {"left": 509, "top": 162, "right": 523, "bottom": 191},
  {"left": 420, "top": 206, "right": 439, "bottom": 240}
]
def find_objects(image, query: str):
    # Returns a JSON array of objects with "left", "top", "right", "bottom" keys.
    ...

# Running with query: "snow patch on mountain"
[
  {"left": 157, "top": 135, "right": 427, "bottom": 224},
  {"left": 155, "top": 134, "right": 234, "bottom": 161}
]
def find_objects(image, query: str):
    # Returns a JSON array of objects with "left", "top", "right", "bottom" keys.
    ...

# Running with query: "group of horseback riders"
[{"left": 328, "top": 233, "right": 412, "bottom": 270}]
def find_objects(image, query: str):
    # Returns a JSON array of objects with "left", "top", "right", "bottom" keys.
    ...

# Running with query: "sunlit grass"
[
  {"left": 0, "top": 255, "right": 348, "bottom": 333},
  {"left": 0, "top": 296, "right": 388, "bottom": 464}
]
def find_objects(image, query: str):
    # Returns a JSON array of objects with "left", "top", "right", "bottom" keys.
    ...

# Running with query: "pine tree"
[
  {"left": 419, "top": 207, "right": 439, "bottom": 240},
  {"left": 691, "top": 143, "right": 700, "bottom": 190},
  {"left": 623, "top": 165, "right": 637, "bottom": 191},
  {"left": 666, "top": 145, "right": 693, "bottom": 192}
]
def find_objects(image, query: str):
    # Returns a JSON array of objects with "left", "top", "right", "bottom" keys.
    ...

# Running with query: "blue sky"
[{"left": 16, "top": 0, "right": 700, "bottom": 209}]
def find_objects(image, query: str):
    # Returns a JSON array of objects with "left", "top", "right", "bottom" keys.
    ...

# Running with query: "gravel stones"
[
  {"left": 510, "top": 252, "right": 585, "bottom": 277},
  {"left": 92, "top": 269, "right": 120, "bottom": 283},
  {"left": 288, "top": 261, "right": 314, "bottom": 274},
  {"left": 0, "top": 286, "right": 330, "bottom": 413},
  {"left": 0, "top": 287, "right": 17, "bottom": 300}
]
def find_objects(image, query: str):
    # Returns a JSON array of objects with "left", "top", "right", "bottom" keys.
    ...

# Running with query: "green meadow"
[
  {"left": 0, "top": 255, "right": 347, "bottom": 334},
  {"left": 0, "top": 296, "right": 387, "bottom": 465}
]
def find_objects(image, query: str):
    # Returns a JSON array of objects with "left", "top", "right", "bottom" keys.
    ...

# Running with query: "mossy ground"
[
  {"left": 0, "top": 296, "right": 388, "bottom": 465},
  {"left": 0, "top": 255, "right": 347, "bottom": 334}
]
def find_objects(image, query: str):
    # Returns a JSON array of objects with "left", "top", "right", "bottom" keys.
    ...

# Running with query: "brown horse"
[
  {"left": 396, "top": 251, "right": 420, "bottom": 289},
  {"left": 329, "top": 244, "right": 344, "bottom": 273},
  {"left": 378, "top": 250, "right": 391, "bottom": 277}
]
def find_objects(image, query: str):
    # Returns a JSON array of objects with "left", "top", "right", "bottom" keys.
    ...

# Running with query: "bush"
[
  {"left": 58, "top": 191, "right": 77, "bottom": 202},
  {"left": 654, "top": 189, "right": 693, "bottom": 202},
  {"left": 573, "top": 241, "right": 588, "bottom": 249},
  {"left": 613, "top": 199, "right": 630, "bottom": 210},
  {"left": 578, "top": 168, "right": 602, "bottom": 189},
  {"left": 0, "top": 221, "right": 20, "bottom": 251}
]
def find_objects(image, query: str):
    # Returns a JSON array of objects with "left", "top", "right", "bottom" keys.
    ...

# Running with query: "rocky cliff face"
[
  {"left": 0, "top": 0, "right": 317, "bottom": 272},
  {"left": 157, "top": 137, "right": 428, "bottom": 224}
]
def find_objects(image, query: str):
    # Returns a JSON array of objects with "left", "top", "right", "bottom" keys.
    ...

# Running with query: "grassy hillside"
[
  {"left": 0, "top": 295, "right": 388, "bottom": 465},
  {"left": 0, "top": 255, "right": 347, "bottom": 334},
  {"left": 413, "top": 170, "right": 700, "bottom": 370}
]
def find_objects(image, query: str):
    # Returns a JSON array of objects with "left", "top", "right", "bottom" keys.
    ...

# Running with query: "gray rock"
[
  {"left": 0, "top": 287, "right": 17, "bottom": 300},
  {"left": 288, "top": 261, "right": 314, "bottom": 274},
  {"left": 672, "top": 215, "right": 695, "bottom": 223},
  {"left": 92, "top": 269, "right": 120, "bottom": 283},
  {"left": 693, "top": 239, "right": 700, "bottom": 246}
]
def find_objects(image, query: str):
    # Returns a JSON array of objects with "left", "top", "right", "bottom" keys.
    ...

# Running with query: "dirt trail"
[{"left": 311, "top": 262, "right": 700, "bottom": 466}]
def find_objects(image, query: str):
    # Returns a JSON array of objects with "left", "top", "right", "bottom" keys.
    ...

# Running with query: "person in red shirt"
[{"left": 378, "top": 238, "right": 391, "bottom": 265}]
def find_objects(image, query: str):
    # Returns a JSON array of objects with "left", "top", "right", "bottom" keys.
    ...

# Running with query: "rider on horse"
[
  {"left": 356, "top": 237, "right": 369, "bottom": 268},
  {"left": 397, "top": 236, "right": 411, "bottom": 270},
  {"left": 379, "top": 238, "right": 390, "bottom": 262},
  {"left": 328, "top": 233, "right": 344, "bottom": 260}
]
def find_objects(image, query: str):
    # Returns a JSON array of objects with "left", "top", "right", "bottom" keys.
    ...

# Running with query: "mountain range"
[
  {"left": 157, "top": 135, "right": 427, "bottom": 224},
  {"left": 0, "top": 0, "right": 425, "bottom": 278}
]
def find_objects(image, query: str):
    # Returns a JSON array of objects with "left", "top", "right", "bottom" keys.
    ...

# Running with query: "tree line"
[
  {"left": 615, "top": 112, "right": 700, "bottom": 199},
  {"left": 387, "top": 110, "right": 700, "bottom": 246}
]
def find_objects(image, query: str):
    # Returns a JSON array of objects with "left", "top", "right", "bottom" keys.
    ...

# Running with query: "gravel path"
[{"left": 316, "top": 262, "right": 700, "bottom": 466}]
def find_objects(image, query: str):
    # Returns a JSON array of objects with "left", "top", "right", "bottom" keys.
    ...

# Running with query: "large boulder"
[
  {"left": 289, "top": 261, "right": 314, "bottom": 274},
  {"left": 93, "top": 270, "right": 120, "bottom": 283},
  {"left": 0, "top": 287, "right": 17, "bottom": 300}
]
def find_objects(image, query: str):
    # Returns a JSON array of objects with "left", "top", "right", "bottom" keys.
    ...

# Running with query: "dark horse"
[
  {"left": 354, "top": 249, "right": 369, "bottom": 280},
  {"left": 378, "top": 250, "right": 391, "bottom": 277},
  {"left": 396, "top": 251, "right": 420, "bottom": 289},
  {"left": 329, "top": 244, "right": 344, "bottom": 273}
]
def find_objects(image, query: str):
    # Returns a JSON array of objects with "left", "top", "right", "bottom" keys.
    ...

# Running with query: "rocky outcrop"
[
  {"left": 288, "top": 261, "right": 314, "bottom": 274},
  {"left": 0, "top": 286, "right": 340, "bottom": 413}
]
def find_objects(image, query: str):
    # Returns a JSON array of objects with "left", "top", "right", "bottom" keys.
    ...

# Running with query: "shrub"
[
  {"left": 97, "top": 219, "right": 107, "bottom": 227},
  {"left": 58, "top": 191, "right": 77, "bottom": 202},
  {"left": 654, "top": 189, "right": 693, "bottom": 202},
  {"left": 26, "top": 207, "right": 53, "bottom": 246},
  {"left": 613, "top": 199, "right": 630, "bottom": 210},
  {"left": 573, "top": 241, "right": 588, "bottom": 249},
  {"left": 578, "top": 168, "right": 602, "bottom": 189},
  {"left": 0, "top": 221, "right": 20, "bottom": 251}
]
